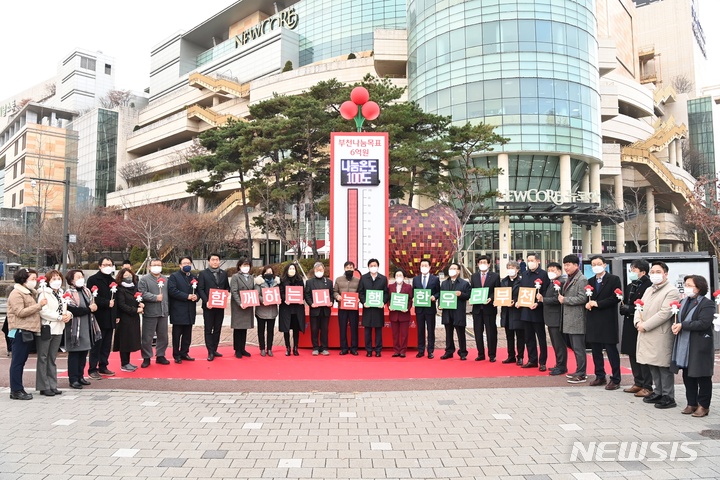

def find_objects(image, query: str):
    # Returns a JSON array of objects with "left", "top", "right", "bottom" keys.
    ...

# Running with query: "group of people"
[{"left": 5, "top": 252, "right": 716, "bottom": 418}]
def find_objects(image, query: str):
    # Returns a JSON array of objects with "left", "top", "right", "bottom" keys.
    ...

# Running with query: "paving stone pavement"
[{"left": 2, "top": 384, "right": 720, "bottom": 479}]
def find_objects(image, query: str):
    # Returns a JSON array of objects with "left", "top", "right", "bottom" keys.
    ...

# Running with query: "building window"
[
  {"left": 13, "top": 163, "right": 17, "bottom": 179},
  {"left": 11, "top": 193, "right": 16, "bottom": 207},
  {"left": 20, "top": 158, "right": 25, "bottom": 174},
  {"left": 21, "top": 133, "right": 26, "bottom": 150},
  {"left": 105, "top": 64, "right": 112, "bottom": 75},
  {"left": 18, "top": 190, "right": 23, "bottom": 205},
  {"left": 14, "top": 140, "right": 18, "bottom": 156},
  {"left": 80, "top": 56, "right": 96, "bottom": 71}
]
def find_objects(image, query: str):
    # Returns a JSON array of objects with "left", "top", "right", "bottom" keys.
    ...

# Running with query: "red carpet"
[{"left": 98, "top": 347, "right": 631, "bottom": 381}]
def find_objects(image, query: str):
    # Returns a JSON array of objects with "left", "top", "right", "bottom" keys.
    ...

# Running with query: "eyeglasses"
[{"left": 683, "top": 284, "right": 695, "bottom": 289}]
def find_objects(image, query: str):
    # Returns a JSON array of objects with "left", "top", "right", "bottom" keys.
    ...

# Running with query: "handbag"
[
  {"left": 21, "top": 330, "right": 34, "bottom": 342},
  {"left": 41, "top": 324, "right": 51, "bottom": 341}
]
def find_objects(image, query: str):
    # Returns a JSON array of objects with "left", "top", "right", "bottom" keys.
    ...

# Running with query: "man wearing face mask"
[
  {"left": 168, "top": 257, "right": 199, "bottom": 364},
  {"left": 86, "top": 257, "right": 117, "bottom": 380},
  {"left": 198, "top": 253, "right": 230, "bottom": 361},
  {"left": 439, "top": 262, "right": 472, "bottom": 360},
  {"left": 584, "top": 255, "right": 622, "bottom": 390},
  {"left": 333, "top": 261, "right": 360, "bottom": 355},
  {"left": 411, "top": 258, "right": 441, "bottom": 359},
  {"left": 536, "top": 262, "right": 567, "bottom": 375},
  {"left": 500, "top": 260, "right": 525, "bottom": 365},
  {"left": 304, "top": 262, "right": 334, "bottom": 355},
  {"left": 358, "top": 259, "right": 389, "bottom": 357},
  {"left": 138, "top": 259, "right": 170, "bottom": 368},
  {"left": 517, "top": 253, "right": 550, "bottom": 371},
  {"left": 560, "top": 254, "right": 589, "bottom": 384},
  {"left": 470, "top": 255, "right": 501, "bottom": 362},
  {"left": 635, "top": 261, "right": 681, "bottom": 409},
  {"left": 619, "top": 259, "right": 653, "bottom": 397}
]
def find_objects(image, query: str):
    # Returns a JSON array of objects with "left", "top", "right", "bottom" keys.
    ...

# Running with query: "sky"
[{"left": 0, "top": 0, "right": 718, "bottom": 99}]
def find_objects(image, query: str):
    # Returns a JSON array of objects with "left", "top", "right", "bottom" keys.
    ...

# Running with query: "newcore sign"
[{"left": 500, "top": 189, "right": 600, "bottom": 205}]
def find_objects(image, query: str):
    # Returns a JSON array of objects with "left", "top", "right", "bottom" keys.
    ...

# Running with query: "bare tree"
[
  {"left": 685, "top": 175, "right": 720, "bottom": 258},
  {"left": 123, "top": 203, "right": 181, "bottom": 268},
  {"left": 682, "top": 139, "right": 706, "bottom": 178},
  {"left": 99, "top": 89, "right": 132, "bottom": 108},
  {"left": 672, "top": 75, "right": 694, "bottom": 95},
  {"left": 118, "top": 159, "right": 150, "bottom": 187}
]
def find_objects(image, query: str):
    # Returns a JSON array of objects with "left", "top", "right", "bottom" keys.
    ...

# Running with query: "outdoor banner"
[
  {"left": 207, "top": 288, "right": 230, "bottom": 309},
  {"left": 330, "top": 132, "right": 390, "bottom": 281},
  {"left": 239, "top": 289, "right": 260, "bottom": 308},
  {"left": 516, "top": 287, "right": 537, "bottom": 308},
  {"left": 389, "top": 292, "right": 409, "bottom": 312},
  {"left": 261, "top": 287, "right": 281, "bottom": 305},
  {"left": 493, "top": 287, "right": 513, "bottom": 307},
  {"left": 312, "top": 289, "right": 333, "bottom": 307},
  {"left": 284, "top": 285, "right": 304, "bottom": 304},
  {"left": 439, "top": 291, "right": 458, "bottom": 310},
  {"left": 340, "top": 292, "right": 359, "bottom": 310},
  {"left": 469, "top": 287, "right": 489, "bottom": 305},
  {"left": 413, "top": 288, "right": 432, "bottom": 308},
  {"left": 364, "top": 289, "right": 385, "bottom": 308}
]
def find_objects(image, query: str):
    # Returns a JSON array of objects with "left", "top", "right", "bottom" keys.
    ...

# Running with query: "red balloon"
[
  {"left": 362, "top": 101, "right": 380, "bottom": 121},
  {"left": 350, "top": 86, "right": 369, "bottom": 105},
  {"left": 340, "top": 101, "right": 358, "bottom": 120}
]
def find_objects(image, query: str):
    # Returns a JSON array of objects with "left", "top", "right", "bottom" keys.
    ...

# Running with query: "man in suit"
[
  {"left": 305, "top": 262, "right": 334, "bottom": 355},
  {"left": 470, "top": 255, "right": 501, "bottom": 362},
  {"left": 138, "top": 258, "right": 170, "bottom": 368},
  {"left": 86, "top": 257, "right": 117, "bottom": 379},
  {"left": 500, "top": 260, "right": 524, "bottom": 365},
  {"left": 536, "top": 261, "right": 567, "bottom": 375},
  {"left": 333, "top": 261, "right": 360, "bottom": 355},
  {"left": 197, "top": 253, "right": 230, "bottom": 361},
  {"left": 517, "top": 252, "right": 550, "bottom": 371},
  {"left": 585, "top": 255, "right": 622, "bottom": 390},
  {"left": 619, "top": 259, "right": 653, "bottom": 396},
  {"left": 412, "top": 258, "right": 441, "bottom": 359},
  {"left": 560, "top": 254, "right": 589, "bottom": 384},
  {"left": 358, "top": 258, "right": 389, "bottom": 357},
  {"left": 167, "top": 256, "right": 200, "bottom": 363},
  {"left": 439, "top": 262, "right": 472, "bottom": 360}
]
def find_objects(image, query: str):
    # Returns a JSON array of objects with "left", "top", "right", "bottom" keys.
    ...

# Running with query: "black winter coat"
[
  {"left": 113, "top": 285, "right": 141, "bottom": 353},
  {"left": 439, "top": 277, "right": 471, "bottom": 327},
  {"left": 670, "top": 296, "right": 716, "bottom": 378},
  {"left": 279, "top": 277, "right": 306, "bottom": 332},
  {"left": 500, "top": 276, "right": 522, "bottom": 330},
  {"left": 87, "top": 271, "right": 117, "bottom": 330},
  {"left": 168, "top": 271, "right": 199, "bottom": 325},
  {"left": 619, "top": 275, "right": 652, "bottom": 355},
  {"left": 357, "top": 273, "right": 389, "bottom": 328},
  {"left": 304, "top": 276, "right": 334, "bottom": 318},
  {"left": 585, "top": 273, "right": 622, "bottom": 344}
]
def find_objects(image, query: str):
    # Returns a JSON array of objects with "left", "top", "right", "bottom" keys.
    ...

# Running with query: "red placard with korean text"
[
  {"left": 208, "top": 288, "right": 230, "bottom": 309},
  {"left": 262, "top": 287, "right": 281, "bottom": 305},
  {"left": 340, "top": 292, "right": 359, "bottom": 310},
  {"left": 312, "top": 289, "right": 333, "bottom": 307},
  {"left": 285, "top": 285, "right": 304, "bottom": 304},
  {"left": 239, "top": 289, "right": 260, "bottom": 308}
]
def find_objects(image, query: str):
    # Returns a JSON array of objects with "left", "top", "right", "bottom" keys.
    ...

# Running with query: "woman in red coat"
[{"left": 389, "top": 269, "right": 413, "bottom": 357}]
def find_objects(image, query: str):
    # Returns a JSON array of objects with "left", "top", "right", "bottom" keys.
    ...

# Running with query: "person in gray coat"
[
  {"left": 254, "top": 266, "right": 280, "bottom": 357},
  {"left": 137, "top": 259, "right": 170, "bottom": 368},
  {"left": 537, "top": 262, "right": 567, "bottom": 376},
  {"left": 559, "top": 254, "right": 589, "bottom": 384},
  {"left": 230, "top": 257, "right": 255, "bottom": 358}
]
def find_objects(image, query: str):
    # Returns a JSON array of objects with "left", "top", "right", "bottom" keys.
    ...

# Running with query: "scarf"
[{"left": 672, "top": 298, "right": 699, "bottom": 370}]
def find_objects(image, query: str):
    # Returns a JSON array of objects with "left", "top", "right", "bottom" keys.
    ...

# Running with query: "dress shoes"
[
  {"left": 521, "top": 362, "right": 539, "bottom": 369},
  {"left": 605, "top": 381, "right": 620, "bottom": 391},
  {"left": 99, "top": 368, "right": 115, "bottom": 376},
  {"left": 539, "top": 365, "right": 547, "bottom": 372},
  {"left": 489, "top": 357, "right": 496, "bottom": 363},
  {"left": 260, "top": 350, "right": 266, "bottom": 357},
  {"left": 156, "top": 357, "right": 170, "bottom": 365},
  {"left": 174, "top": 357, "right": 182, "bottom": 364},
  {"left": 375, "top": 352, "right": 381, "bottom": 357},
  {"left": 475, "top": 356, "right": 485, "bottom": 361},
  {"left": 207, "top": 353, "right": 215, "bottom": 362},
  {"left": 549, "top": 368, "right": 568, "bottom": 376},
  {"left": 339, "top": 350, "right": 349, "bottom": 356},
  {"left": 682, "top": 405, "right": 698, "bottom": 415},
  {"left": 643, "top": 392, "right": 662, "bottom": 404},
  {"left": 428, "top": 353, "right": 434, "bottom": 359},
  {"left": 180, "top": 354, "right": 195, "bottom": 361},
  {"left": 589, "top": 377, "right": 607, "bottom": 387},
  {"left": 366, "top": 352, "right": 373, "bottom": 357},
  {"left": 293, "top": 347, "right": 299, "bottom": 356},
  {"left": 70, "top": 382, "right": 83, "bottom": 389},
  {"left": 287, "top": 348, "right": 294, "bottom": 356},
  {"left": 400, "top": 354, "right": 406, "bottom": 358},
  {"left": 267, "top": 350, "right": 274, "bottom": 357},
  {"left": 416, "top": 352, "right": 425, "bottom": 358},
  {"left": 624, "top": 385, "right": 643, "bottom": 394},
  {"left": 39, "top": 390, "right": 55, "bottom": 397},
  {"left": 78, "top": 378, "right": 91, "bottom": 386},
  {"left": 692, "top": 406, "right": 709, "bottom": 417},
  {"left": 516, "top": 358, "right": 523, "bottom": 366},
  {"left": 52, "top": 389, "right": 62, "bottom": 395},
  {"left": 350, "top": 350, "right": 357, "bottom": 356},
  {"left": 141, "top": 359, "right": 151, "bottom": 368},
  {"left": 392, "top": 353, "right": 400, "bottom": 357},
  {"left": 212, "top": 351, "right": 223, "bottom": 357},
  {"left": 10, "top": 390, "right": 33, "bottom": 400},
  {"left": 655, "top": 396, "right": 677, "bottom": 409},
  {"left": 501, "top": 357, "right": 516, "bottom": 364},
  {"left": 235, "top": 352, "right": 243, "bottom": 358},
  {"left": 440, "top": 353, "right": 453, "bottom": 360},
  {"left": 242, "top": 351, "right": 251, "bottom": 357},
  {"left": 634, "top": 388, "right": 652, "bottom": 397}
]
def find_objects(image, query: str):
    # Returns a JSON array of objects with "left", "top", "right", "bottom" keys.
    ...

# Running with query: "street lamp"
[{"left": 29, "top": 166, "right": 71, "bottom": 273}]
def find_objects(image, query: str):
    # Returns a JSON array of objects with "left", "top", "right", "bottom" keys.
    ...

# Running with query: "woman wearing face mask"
[
  {"left": 279, "top": 263, "right": 306, "bottom": 356},
  {"left": 64, "top": 270, "right": 100, "bottom": 389},
  {"left": 389, "top": 269, "right": 413, "bottom": 358},
  {"left": 7, "top": 268, "right": 48, "bottom": 400},
  {"left": 670, "top": 275, "right": 716, "bottom": 417},
  {"left": 254, "top": 266, "right": 280, "bottom": 356},
  {"left": 36, "top": 270, "right": 72, "bottom": 396},
  {"left": 230, "top": 257, "right": 255, "bottom": 358},
  {"left": 113, "top": 268, "right": 143, "bottom": 372}
]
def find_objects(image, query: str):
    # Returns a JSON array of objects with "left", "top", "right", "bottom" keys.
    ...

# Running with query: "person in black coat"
[
  {"left": 671, "top": 275, "right": 716, "bottom": 417},
  {"left": 357, "top": 258, "right": 389, "bottom": 357},
  {"left": 585, "top": 255, "right": 622, "bottom": 389},
  {"left": 197, "top": 253, "right": 230, "bottom": 361},
  {"left": 304, "top": 262, "right": 334, "bottom": 355},
  {"left": 279, "top": 263, "right": 306, "bottom": 356},
  {"left": 470, "top": 255, "right": 501, "bottom": 362},
  {"left": 439, "top": 262, "right": 472, "bottom": 360},
  {"left": 86, "top": 257, "right": 117, "bottom": 378},
  {"left": 113, "top": 268, "right": 143, "bottom": 371},
  {"left": 168, "top": 256, "right": 200, "bottom": 363},
  {"left": 517, "top": 253, "right": 549, "bottom": 370},
  {"left": 500, "top": 260, "right": 525, "bottom": 365},
  {"left": 619, "top": 259, "right": 653, "bottom": 395},
  {"left": 537, "top": 262, "right": 567, "bottom": 376},
  {"left": 411, "top": 258, "right": 441, "bottom": 359}
]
